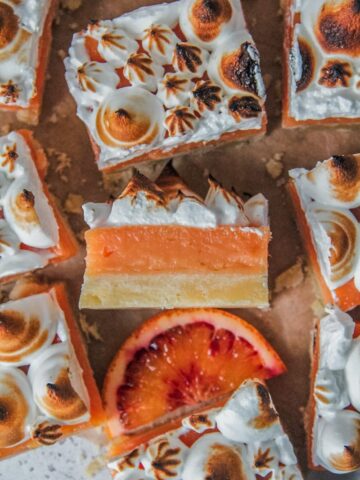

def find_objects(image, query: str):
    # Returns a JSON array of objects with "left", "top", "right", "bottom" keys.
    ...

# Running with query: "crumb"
[
  {"left": 274, "top": 258, "right": 305, "bottom": 293},
  {"left": 57, "top": 49, "right": 66, "bottom": 60},
  {"left": 263, "top": 73, "right": 273, "bottom": 90},
  {"left": 64, "top": 193, "right": 84, "bottom": 215},
  {"left": 47, "top": 148, "right": 72, "bottom": 177},
  {"left": 69, "top": 22, "right": 79, "bottom": 30},
  {"left": 47, "top": 112, "right": 59, "bottom": 124},
  {"left": 0, "top": 124, "right": 11, "bottom": 135},
  {"left": 265, "top": 153, "right": 284, "bottom": 179},
  {"left": 61, "top": 0, "right": 83, "bottom": 11},
  {"left": 79, "top": 313, "right": 103, "bottom": 342}
]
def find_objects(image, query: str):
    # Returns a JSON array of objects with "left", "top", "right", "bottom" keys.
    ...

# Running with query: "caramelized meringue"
[
  {"left": 95, "top": 88, "right": 165, "bottom": 149},
  {"left": 123, "top": 52, "right": 164, "bottom": 92},
  {"left": 157, "top": 73, "right": 191, "bottom": 108},
  {"left": 28, "top": 343, "right": 89, "bottom": 425},
  {"left": 191, "top": 79, "right": 222, "bottom": 112},
  {"left": 172, "top": 42, "right": 209, "bottom": 76},
  {"left": 0, "top": 3, "right": 19, "bottom": 50},
  {"left": 142, "top": 23, "right": 178, "bottom": 64},
  {"left": 0, "top": 367, "right": 35, "bottom": 448},
  {"left": 164, "top": 106, "right": 199, "bottom": 136},
  {"left": 77, "top": 61, "right": 119, "bottom": 97},
  {"left": 0, "top": 293, "right": 58, "bottom": 366},
  {"left": 143, "top": 435, "right": 186, "bottom": 480},
  {"left": 228, "top": 95, "right": 262, "bottom": 120},
  {"left": 94, "top": 21, "right": 138, "bottom": 67},
  {"left": 179, "top": 0, "right": 243, "bottom": 49}
]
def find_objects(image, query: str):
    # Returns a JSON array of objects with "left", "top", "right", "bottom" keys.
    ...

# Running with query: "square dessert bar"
[
  {"left": 0, "top": 130, "right": 78, "bottom": 284},
  {"left": 283, "top": 0, "right": 360, "bottom": 127},
  {"left": 0, "top": 280, "right": 104, "bottom": 459},
  {"left": 80, "top": 164, "right": 270, "bottom": 309},
  {"left": 0, "top": 0, "right": 58, "bottom": 125},
  {"left": 307, "top": 307, "right": 360, "bottom": 474},
  {"left": 289, "top": 153, "right": 360, "bottom": 311},
  {"left": 65, "top": 0, "right": 267, "bottom": 173},
  {"left": 107, "top": 379, "right": 303, "bottom": 480}
]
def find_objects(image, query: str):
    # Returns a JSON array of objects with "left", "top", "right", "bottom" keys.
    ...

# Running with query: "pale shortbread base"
[{"left": 79, "top": 273, "right": 268, "bottom": 309}]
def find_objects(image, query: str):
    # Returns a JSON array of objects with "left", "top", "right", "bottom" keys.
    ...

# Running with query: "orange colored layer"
[
  {"left": 0, "top": 0, "right": 58, "bottom": 122},
  {"left": 85, "top": 225, "right": 270, "bottom": 276},
  {"left": 282, "top": 0, "right": 360, "bottom": 128},
  {"left": 0, "top": 282, "right": 105, "bottom": 460},
  {"left": 289, "top": 181, "right": 360, "bottom": 311}
]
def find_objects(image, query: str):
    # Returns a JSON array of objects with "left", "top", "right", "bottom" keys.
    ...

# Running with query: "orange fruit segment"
[{"left": 103, "top": 309, "right": 286, "bottom": 439}]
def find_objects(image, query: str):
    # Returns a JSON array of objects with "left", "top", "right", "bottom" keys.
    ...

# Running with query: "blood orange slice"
[{"left": 103, "top": 309, "right": 285, "bottom": 438}]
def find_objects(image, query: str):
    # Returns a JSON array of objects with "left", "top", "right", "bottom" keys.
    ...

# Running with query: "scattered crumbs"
[
  {"left": 85, "top": 455, "right": 107, "bottom": 478},
  {"left": 47, "top": 112, "right": 59, "bottom": 124},
  {"left": 274, "top": 258, "right": 305, "bottom": 293},
  {"left": 61, "top": 0, "right": 83, "bottom": 11},
  {"left": 64, "top": 193, "right": 84, "bottom": 215},
  {"left": 0, "top": 124, "right": 11, "bottom": 135},
  {"left": 47, "top": 148, "right": 72, "bottom": 178},
  {"left": 57, "top": 49, "right": 67, "bottom": 60},
  {"left": 276, "top": 177, "right": 286, "bottom": 188},
  {"left": 79, "top": 313, "right": 103, "bottom": 342},
  {"left": 311, "top": 299, "right": 325, "bottom": 318},
  {"left": 263, "top": 73, "right": 273, "bottom": 90},
  {"left": 265, "top": 152, "right": 284, "bottom": 179}
]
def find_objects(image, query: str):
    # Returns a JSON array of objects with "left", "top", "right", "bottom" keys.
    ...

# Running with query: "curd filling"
[
  {"left": 288, "top": 0, "right": 360, "bottom": 121},
  {"left": 108, "top": 379, "right": 303, "bottom": 480},
  {"left": 0, "top": 290, "right": 90, "bottom": 450},
  {"left": 0, "top": 131, "right": 59, "bottom": 280},
  {"left": 289, "top": 154, "right": 360, "bottom": 297},
  {"left": 64, "top": 0, "right": 266, "bottom": 169},
  {"left": 313, "top": 307, "right": 360, "bottom": 474},
  {"left": 0, "top": 0, "right": 51, "bottom": 107}
]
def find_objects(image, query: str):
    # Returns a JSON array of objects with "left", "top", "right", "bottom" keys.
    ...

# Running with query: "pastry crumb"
[
  {"left": 57, "top": 49, "right": 66, "bottom": 60},
  {"left": 265, "top": 153, "right": 284, "bottom": 179},
  {"left": 79, "top": 313, "right": 103, "bottom": 343},
  {"left": 274, "top": 258, "right": 305, "bottom": 293},
  {"left": 69, "top": 22, "right": 79, "bottom": 30},
  {"left": 263, "top": 73, "right": 273, "bottom": 89},
  {"left": 47, "top": 148, "right": 72, "bottom": 179},
  {"left": 64, "top": 193, "right": 84, "bottom": 215},
  {"left": 47, "top": 112, "right": 59, "bottom": 124},
  {"left": 61, "top": 0, "right": 83, "bottom": 10},
  {"left": 0, "top": 124, "right": 11, "bottom": 135}
]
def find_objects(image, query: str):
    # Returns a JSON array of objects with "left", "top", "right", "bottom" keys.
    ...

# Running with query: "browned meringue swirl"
[
  {"left": 0, "top": 310, "right": 47, "bottom": 364},
  {"left": 165, "top": 106, "right": 198, "bottom": 136},
  {"left": 329, "top": 155, "right": 360, "bottom": 203},
  {"left": 0, "top": 374, "right": 29, "bottom": 448},
  {"left": 32, "top": 421, "right": 63, "bottom": 446},
  {"left": 206, "top": 443, "right": 248, "bottom": 480},
  {"left": 173, "top": 42, "right": 204, "bottom": 74},
  {"left": 330, "top": 420, "right": 360, "bottom": 472},
  {"left": 149, "top": 438, "right": 182, "bottom": 480},
  {"left": 192, "top": 80, "right": 222, "bottom": 112},
  {"left": 296, "top": 37, "right": 315, "bottom": 92},
  {"left": 0, "top": 3, "right": 19, "bottom": 50},
  {"left": 315, "top": 0, "right": 360, "bottom": 57},
  {"left": 219, "top": 42, "right": 259, "bottom": 95},
  {"left": 190, "top": 0, "right": 232, "bottom": 42},
  {"left": 228, "top": 95, "right": 262, "bottom": 121},
  {"left": 319, "top": 60, "right": 353, "bottom": 88},
  {"left": 126, "top": 53, "right": 155, "bottom": 82},
  {"left": 42, "top": 367, "right": 87, "bottom": 422},
  {"left": 143, "top": 25, "right": 173, "bottom": 56}
]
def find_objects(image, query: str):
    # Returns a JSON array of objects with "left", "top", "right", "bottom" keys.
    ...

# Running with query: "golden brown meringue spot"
[
  {"left": 43, "top": 367, "right": 87, "bottom": 422},
  {"left": 0, "top": 142, "right": 18, "bottom": 172},
  {"left": 192, "top": 80, "right": 222, "bottom": 112},
  {"left": 329, "top": 155, "right": 360, "bottom": 203},
  {"left": 149, "top": 438, "right": 181, "bottom": 480},
  {"left": 173, "top": 42, "right": 203, "bottom": 74},
  {"left": 296, "top": 37, "right": 315, "bottom": 93},
  {"left": 205, "top": 443, "right": 248, "bottom": 480},
  {"left": 0, "top": 310, "right": 47, "bottom": 364},
  {"left": 190, "top": 0, "right": 232, "bottom": 42},
  {"left": 228, "top": 95, "right": 262, "bottom": 121},
  {"left": 165, "top": 106, "right": 198, "bottom": 136},
  {"left": 143, "top": 25, "right": 173, "bottom": 56},
  {"left": 119, "top": 171, "right": 165, "bottom": 205},
  {"left": 220, "top": 42, "right": 259, "bottom": 95},
  {"left": 319, "top": 60, "right": 352, "bottom": 88},
  {"left": 315, "top": 0, "right": 360, "bottom": 57},
  {"left": 0, "top": 374, "right": 28, "bottom": 448},
  {"left": 126, "top": 53, "right": 155, "bottom": 83},
  {"left": 250, "top": 383, "right": 278, "bottom": 429},
  {"left": 11, "top": 189, "right": 39, "bottom": 226},
  {"left": 330, "top": 420, "right": 360, "bottom": 472},
  {"left": 0, "top": 3, "right": 19, "bottom": 50}
]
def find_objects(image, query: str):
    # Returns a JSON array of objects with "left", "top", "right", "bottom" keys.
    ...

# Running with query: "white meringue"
[
  {"left": 123, "top": 53, "right": 164, "bottom": 92},
  {"left": 314, "top": 369, "right": 350, "bottom": 414},
  {"left": 142, "top": 24, "right": 178, "bottom": 64},
  {"left": 345, "top": 340, "right": 360, "bottom": 412},
  {"left": 243, "top": 193, "right": 269, "bottom": 227},
  {"left": 157, "top": 73, "right": 191, "bottom": 108}
]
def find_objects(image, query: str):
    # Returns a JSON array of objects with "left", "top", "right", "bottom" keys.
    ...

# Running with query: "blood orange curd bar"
[
  {"left": 0, "top": 278, "right": 104, "bottom": 459},
  {"left": 0, "top": 130, "right": 78, "bottom": 284},
  {"left": 0, "top": 0, "right": 58, "bottom": 125},
  {"left": 306, "top": 306, "right": 360, "bottom": 474},
  {"left": 64, "top": 0, "right": 267, "bottom": 173},
  {"left": 283, "top": 0, "right": 360, "bottom": 128},
  {"left": 289, "top": 153, "right": 360, "bottom": 311},
  {"left": 80, "top": 164, "right": 270, "bottom": 309}
]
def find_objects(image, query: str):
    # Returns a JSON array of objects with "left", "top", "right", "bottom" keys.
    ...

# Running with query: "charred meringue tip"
[{"left": 119, "top": 171, "right": 165, "bottom": 204}]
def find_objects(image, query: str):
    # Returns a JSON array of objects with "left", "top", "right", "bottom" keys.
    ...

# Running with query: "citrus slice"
[{"left": 103, "top": 309, "right": 286, "bottom": 438}]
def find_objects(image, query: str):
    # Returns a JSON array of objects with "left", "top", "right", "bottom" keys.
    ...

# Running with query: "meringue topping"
[
  {"left": 319, "top": 60, "right": 353, "bottom": 88},
  {"left": 77, "top": 61, "right": 119, "bottom": 96},
  {"left": 228, "top": 95, "right": 262, "bottom": 120},
  {"left": 157, "top": 73, "right": 191, "bottom": 108},
  {"left": 172, "top": 42, "right": 209, "bottom": 76},
  {"left": 191, "top": 79, "right": 222, "bottom": 112},
  {"left": 142, "top": 24, "right": 178, "bottom": 64},
  {"left": 143, "top": 435, "right": 186, "bottom": 480},
  {"left": 31, "top": 421, "right": 63, "bottom": 446},
  {"left": 123, "top": 52, "right": 164, "bottom": 92},
  {"left": 0, "top": 3, "right": 19, "bottom": 50},
  {"left": 95, "top": 22, "right": 138, "bottom": 67},
  {"left": 165, "top": 106, "right": 199, "bottom": 136},
  {"left": 295, "top": 37, "right": 316, "bottom": 93}
]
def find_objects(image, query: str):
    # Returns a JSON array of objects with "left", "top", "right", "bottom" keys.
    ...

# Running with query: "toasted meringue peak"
[
  {"left": 0, "top": 367, "right": 35, "bottom": 448},
  {"left": 31, "top": 420, "right": 63, "bottom": 446},
  {"left": 124, "top": 52, "right": 164, "bottom": 92},
  {"left": 109, "top": 448, "right": 143, "bottom": 475},
  {"left": 182, "top": 409, "right": 219, "bottom": 432},
  {"left": 314, "top": 369, "right": 350, "bottom": 412},
  {"left": 28, "top": 343, "right": 89, "bottom": 425},
  {"left": 308, "top": 207, "right": 360, "bottom": 289},
  {"left": 316, "top": 411, "right": 360, "bottom": 473},
  {"left": 155, "top": 162, "right": 202, "bottom": 202},
  {"left": 208, "top": 32, "right": 265, "bottom": 97},
  {"left": 243, "top": 193, "right": 269, "bottom": 227},
  {"left": 216, "top": 380, "right": 281, "bottom": 444},
  {"left": 182, "top": 433, "right": 255, "bottom": 480},
  {"left": 77, "top": 61, "right": 119, "bottom": 96},
  {"left": 191, "top": 79, "right": 222, "bottom": 113},
  {"left": 0, "top": 293, "right": 59, "bottom": 366},
  {"left": 172, "top": 42, "right": 209, "bottom": 76},
  {"left": 165, "top": 106, "right": 199, "bottom": 136},
  {"left": 248, "top": 441, "right": 279, "bottom": 474},
  {"left": 143, "top": 435, "right": 186, "bottom": 480},
  {"left": 95, "top": 87, "right": 165, "bottom": 149},
  {"left": 179, "top": 0, "right": 243, "bottom": 49},
  {"left": 93, "top": 21, "right": 138, "bottom": 68},
  {"left": 314, "top": 0, "right": 360, "bottom": 57},
  {"left": 142, "top": 23, "right": 178, "bottom": 64},
  {"left": 0, "top": 142, "right": 18, "bottom": 173},
  {"left": 318, "top": 60, "right": 353, "bottom": 88},
  {"left": 157, "top": 73, "right": 191, "bottom": 108},
  {"left": 228, "top": 95, "right": 262, "bottom": 121},
  {"left": 119, "top": 170, "right": 165, "bottom": 204},
  {"left": 0, "top": 3, "right": 19, "bottom": 50},
  {"left": 345, "top": 340, "right": 360, "bottom": 412}
]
